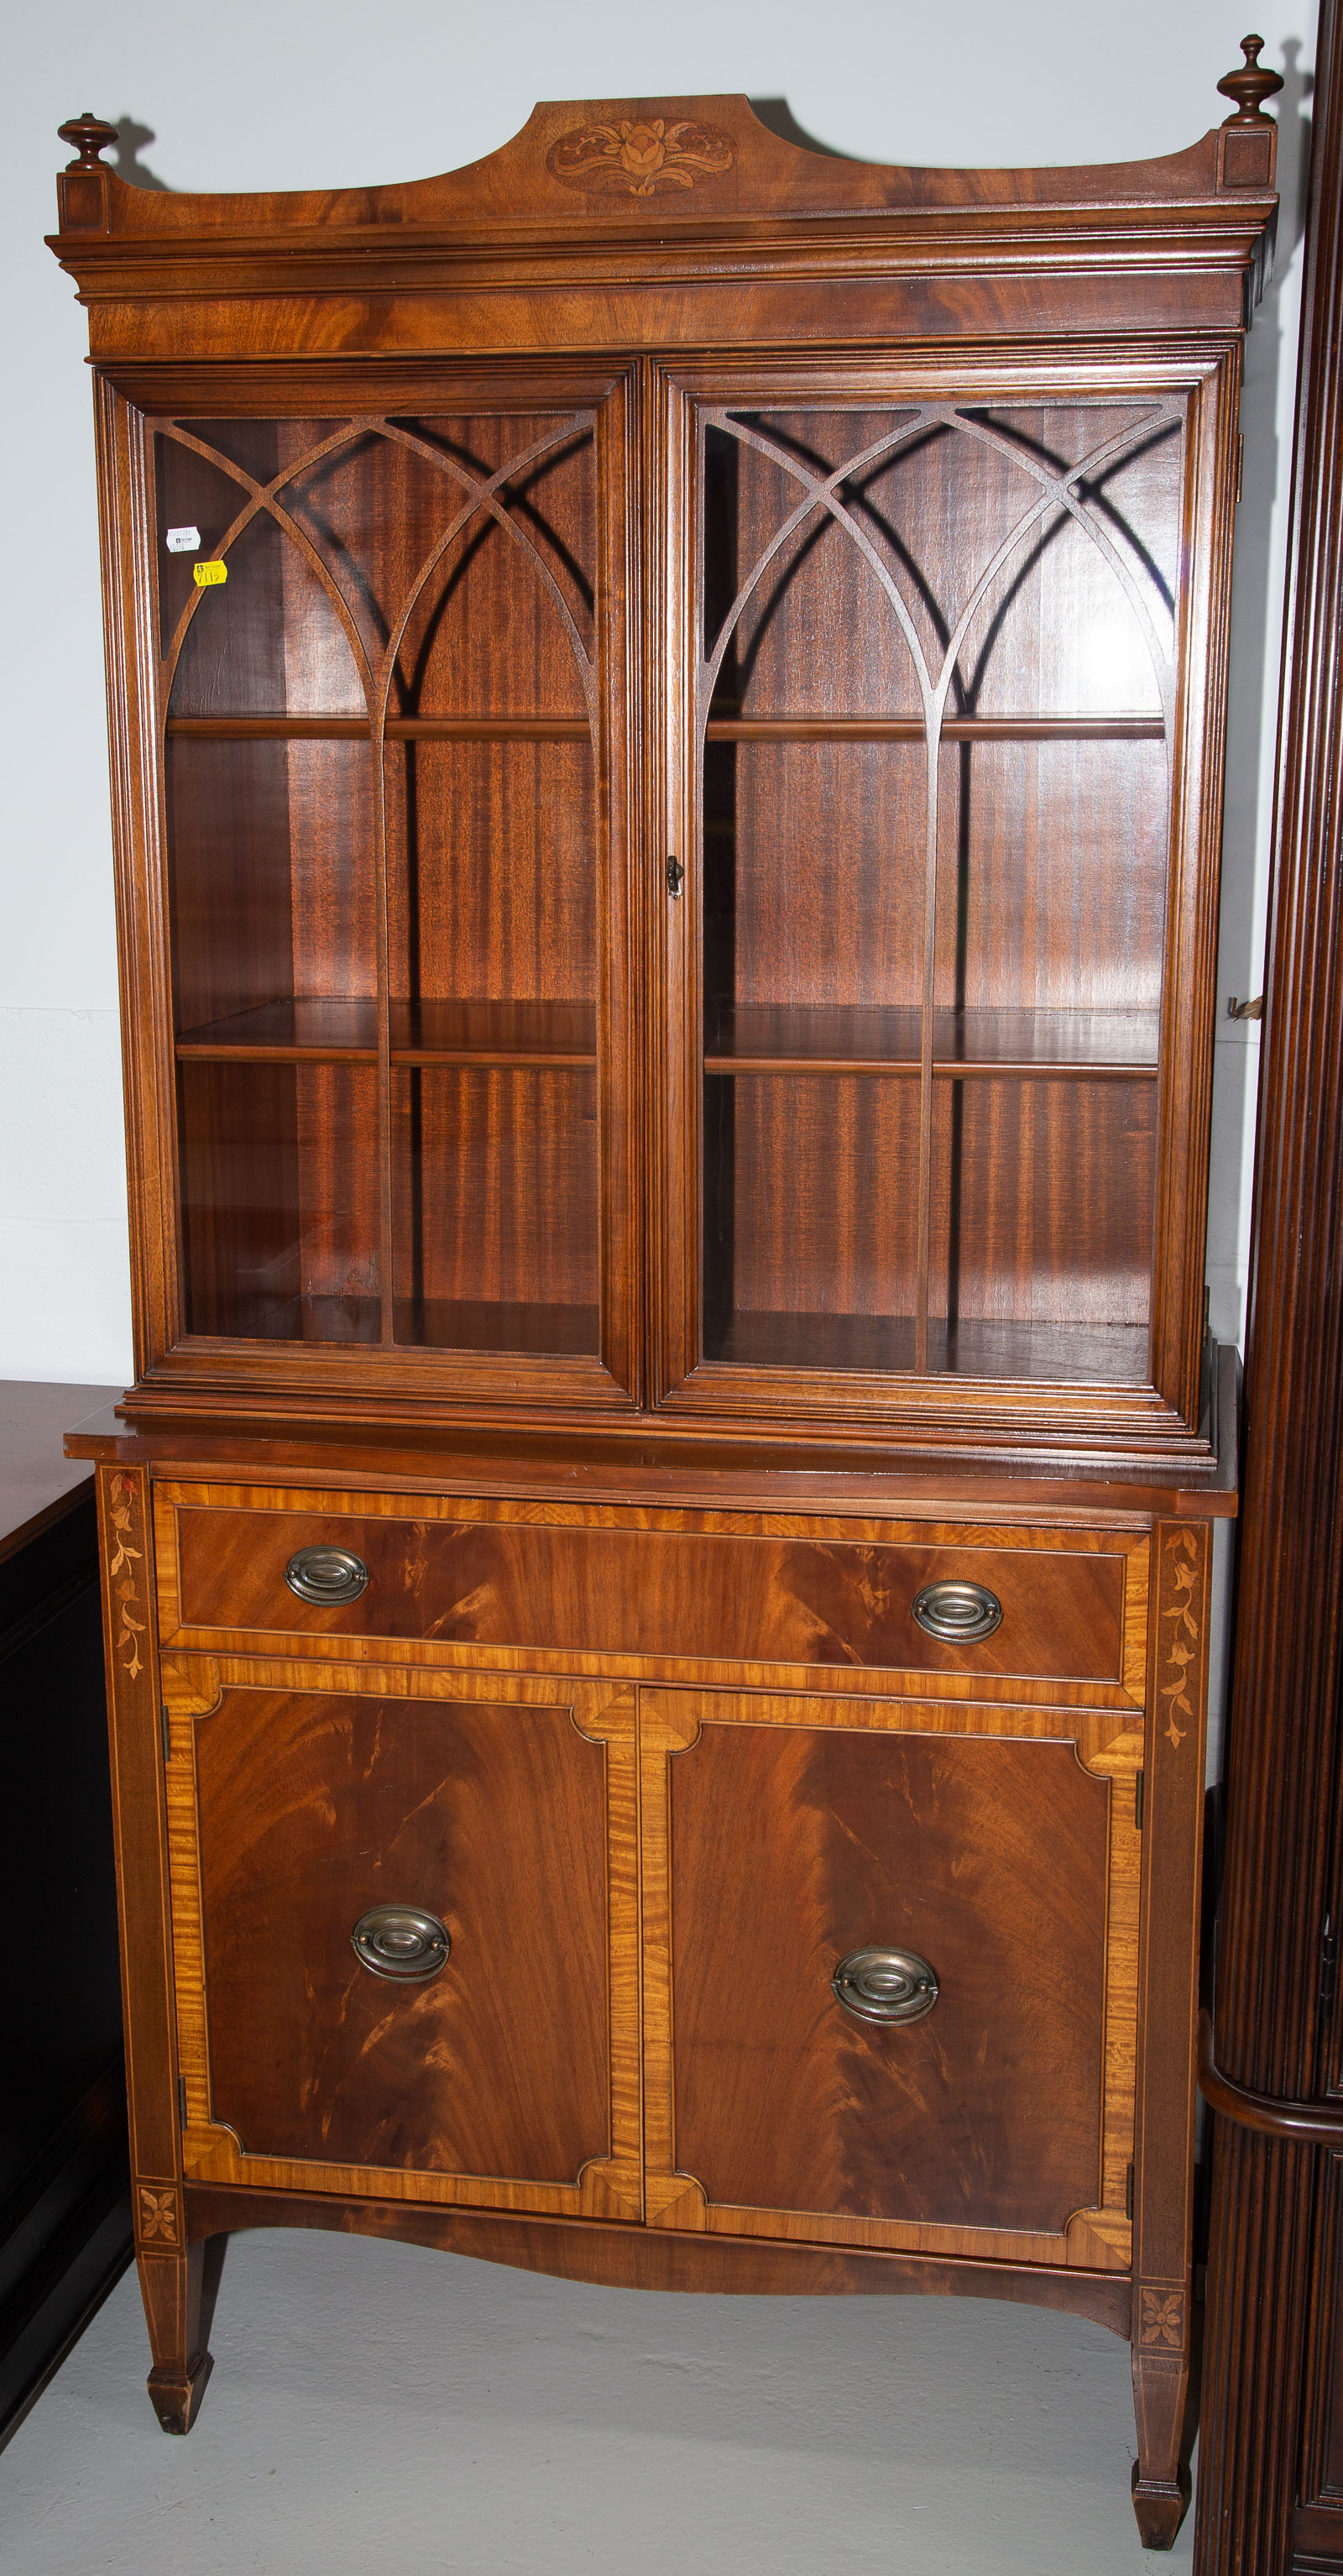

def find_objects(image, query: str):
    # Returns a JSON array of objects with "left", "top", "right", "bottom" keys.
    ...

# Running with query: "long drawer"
[{"left": 153, "top": 1482, "right": 1148, "bottom": 1696}]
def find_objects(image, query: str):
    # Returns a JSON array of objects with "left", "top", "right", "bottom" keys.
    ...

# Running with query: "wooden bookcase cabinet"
[{"left": 50, "top": 60, "right": 1275, "bottom": 2548}]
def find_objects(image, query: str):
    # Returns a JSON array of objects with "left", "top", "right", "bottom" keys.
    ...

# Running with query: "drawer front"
[
  {"left": 161, "top": 1659, "right": 640, "bottom": 2221},
  {"left": 155, "top": 1484, "right": 1144, "bottom": 1694},
  {"left": 641, "top": 1686, "right": 1139, "bottom": 2268}
]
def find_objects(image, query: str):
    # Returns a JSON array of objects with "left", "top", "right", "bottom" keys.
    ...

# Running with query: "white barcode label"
[{"left": 165, "top": 526, "right": 201, "bottom": 552}]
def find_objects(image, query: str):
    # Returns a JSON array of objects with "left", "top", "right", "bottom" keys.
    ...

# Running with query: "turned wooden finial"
[
  {"left": 1217, "top": 35, "right": 1284, "bottom": 124},
  {"left": 58, "top": 112, "right": 119, "bottom": 171}
]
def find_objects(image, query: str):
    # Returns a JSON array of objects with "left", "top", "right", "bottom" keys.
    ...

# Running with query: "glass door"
[
  {"left": 154, "top": 385, "right": 634, "bottom": 1400},
  {"left": 667, "top": 384, "right": 1187, "bottom": 1414}
]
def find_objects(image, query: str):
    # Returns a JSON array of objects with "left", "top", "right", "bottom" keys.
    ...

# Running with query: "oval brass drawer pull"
[
  {"left": 912, "top": 1577, "right": 1002, "bottom": 1643},
  {"left": 285, "top": 1543, "right": 369, "bottom": 1606},
  {"left": 833, "top": 1945, "right": 938, "bottom": 2025},
  {"left": 351, "top": 1905, "right": 450, "bottom": 1982}
]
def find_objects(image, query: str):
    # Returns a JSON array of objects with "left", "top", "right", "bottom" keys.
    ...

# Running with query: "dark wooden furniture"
[
  {"left": 0, "top": 1382, "right": 130, "bottom": 2453},
  {"left": 1192, "top": 5, "right": 1343, "bottom": 2569},
  {"left": 48, "top": 60, "right": 1277, "bottom": 2543}
]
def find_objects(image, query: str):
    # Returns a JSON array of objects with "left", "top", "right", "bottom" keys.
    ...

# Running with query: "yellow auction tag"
[{"left": 192, "top": 559, "right": 227, "bottom": 588}]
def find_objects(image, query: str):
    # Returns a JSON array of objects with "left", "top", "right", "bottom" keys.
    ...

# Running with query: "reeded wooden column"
[{"left": 1194, "top": 4, "right": 1343, "bottom": 2565}]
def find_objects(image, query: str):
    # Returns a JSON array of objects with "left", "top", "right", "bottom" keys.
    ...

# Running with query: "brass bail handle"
[
  {"left": 912, "top": 1578, "right": 1002, "bottom": 1642},
  {"left": 832, "top": 1945, "right": 939, "bottom": 2025},
  {"left": 351, "top": 1905, "right": 450, "bottom": 1982},
  {"left": 285, "top": 1543, "right": 369, "bottom": 1605}
]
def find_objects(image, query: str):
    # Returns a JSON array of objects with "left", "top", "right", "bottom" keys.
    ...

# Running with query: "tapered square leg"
[
  {"left": 138, "top": 2234, "right": 227, "bottom": 2435},
  {"left": 1131, "top": 2333, "right": 1192, "bottom": 2547}
]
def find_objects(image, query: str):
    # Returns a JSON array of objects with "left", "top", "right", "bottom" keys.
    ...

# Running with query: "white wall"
[{"left": 0, "top": 0, "right": 1316, "bottom": 1383}]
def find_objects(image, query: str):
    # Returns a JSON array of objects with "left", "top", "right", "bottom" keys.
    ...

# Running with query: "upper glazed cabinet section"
[{"left": 50, "top": 66, "right": 1278, "bottom": 1455}]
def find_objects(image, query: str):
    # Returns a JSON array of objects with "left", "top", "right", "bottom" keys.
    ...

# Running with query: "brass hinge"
[
  {"left": 160, "top": 1702, "right": 171, "bottom": 1763},
  {"left": 1135, "top": 1768, "right": 1145, "bottom": 1831},
  {"left": 1126, "top": 2160, "right": 1135, "bottom": 2222},
  {"left": 1236, "top": 432, "right": 1245, "bottom": 504},
  {"left": 1321, "top": 1915, "right": 1338, "bottom": 2020}
]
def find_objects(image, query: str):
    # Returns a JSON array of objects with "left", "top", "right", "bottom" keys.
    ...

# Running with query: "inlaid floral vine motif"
[
  {"left": 1159, "top": 1528, "right": 1203, "bottom": 1751},
  {"left": 546, "top": 118, "right": 734, "bottom": 198},
  {"left": 107, "top": 1469, "right": 146, "bottom": 1681}
]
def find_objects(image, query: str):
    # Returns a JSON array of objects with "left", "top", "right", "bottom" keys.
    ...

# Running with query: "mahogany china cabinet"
[{"left": 48, "top": 51, "right": 1279, "bottom": 2544}]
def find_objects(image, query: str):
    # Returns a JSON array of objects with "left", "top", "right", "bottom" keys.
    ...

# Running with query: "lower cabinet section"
[
  {"left": 105, "top": 1467, "right": 1210, "bottom": 2543},
  {"left": 161, "top": 1658, "right": 1137, "bottom": 2275}
]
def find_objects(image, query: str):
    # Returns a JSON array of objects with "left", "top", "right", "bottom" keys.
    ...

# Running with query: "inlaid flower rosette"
[{"left": 546, "top": 117, "right": 734, "bottom": 199}]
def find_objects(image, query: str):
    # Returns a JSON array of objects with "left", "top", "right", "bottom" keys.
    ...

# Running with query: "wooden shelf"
[
  {"left": 166, "top": 715, "right": 591, "bottom": 741},
  {"left": 388, "top": 719, "right": 589, "bottom": 741},
  {"left": 932, "top": 1008, "right": 1161, "bottom": 1077},
  {"left": 168, "top": 716, "right": 371, "bottom": 740},
  {"left": 191, "top": 1291, "right": 384, "bottom": 1346},
  {"left": 705, "top": 1003, "right": 921, "bottom": 1074},
  {"left": 703, "top": 715, "right": 1166, "bottom": 743},
  {"left": 390, "top": 999, "right": 596, "bottom": 1067},
  {"left": 187, "top": 1291, "right": 603, "bottom": 1355},
  {"left": 392, "top": 1298, "right": 600, "bottom": 1356},
  {"left": 177, "top": 1000, "right": 379, "bottom": 1061},
  {"left": 177, "top": 998, "right": 597, "bottom": 1069},
  {"left": 703, "top": 1006, "right": 1159, "bottom": 1081},
  {"left": 708, "top": 1310, "right": 1152, "bottom": 1385}
]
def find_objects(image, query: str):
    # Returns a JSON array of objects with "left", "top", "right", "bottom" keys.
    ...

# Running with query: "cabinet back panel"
[
  {"left": 165, "top": 1505, "right": 1130, "bottom": 1684},
  {"left": 390, "top": 1065, "right": 599, "bottom": 1331},
  {"left": 705, "top": 412, "right": 925, "bottom": 719},
  {"left": 930, "top": 1078, "right": 1157, "bottom": 1332},
  {"left": 393, "top": 416, "right": 597, "bottom": 715},
  {"left": 704, "top": 1071, "right": 922, "bottom": 1336},
  {"left": 154, "top": 429, "right": 274, "bottom": 659},
  {"left": 169, "top": 740, "right": 377, "bottom": 1034},
  {"left": 701, "top": 399, "right": 1181, "bottom": 720},
  {"left": 180, "top": 1061, "right": 381, "bottom": 1342},
  {"left": 166, "top": 505, "right": 367, "bottom": 717},
  {"left": 167, "top": 738, "right": 294, "bottom": 1032},
  {"left": 388, "top": 740, "right": 596, "bottom": 1006},
  {"left": 284, "top": 428, "right": 489, "bottom": 670},
  {"left": 668, "top": 1721, "right": 1106, "bottom": 2231},
  {"left": 933, "top": 739, "right": 1168, "bottom": 1018},
  {"left": 708, "top": 741, "right": 925, "bottom": 1013},
  {"left": 957, "top": 420, "right": 1179, "bottom": 716},
  {"left": 194, "top": 1688, "right": 610, "bottom": 2182}
]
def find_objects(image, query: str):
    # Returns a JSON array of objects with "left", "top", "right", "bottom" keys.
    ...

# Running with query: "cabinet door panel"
[
  {"left": 163, "top": 1667, "right": 640, "bottom": 2221},
  {"left": 643, "top": 1688, "right": 1137, "bottom": 2266},
  {"left": 656, "top": 365, "right": 1222, "bottom": 1450},
  {"left": 154, "top": 380, "right": 637, "bottom": 1410}
]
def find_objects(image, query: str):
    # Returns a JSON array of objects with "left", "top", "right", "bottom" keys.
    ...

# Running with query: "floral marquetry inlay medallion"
[
  {"left": 138, "top": 2184, "right": 180, "bottom": 2247},
  {"left": 546, "top": 117, "right": 735, "bottom": 197},
  {"left": 1138, "top": 2286, "right": 1187, "bottom": 2350}
]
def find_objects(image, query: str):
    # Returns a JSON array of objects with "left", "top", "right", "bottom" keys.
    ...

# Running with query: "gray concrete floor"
[{"left": 2, "top": 2232, "right": 1195, "bottom": 2574}]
